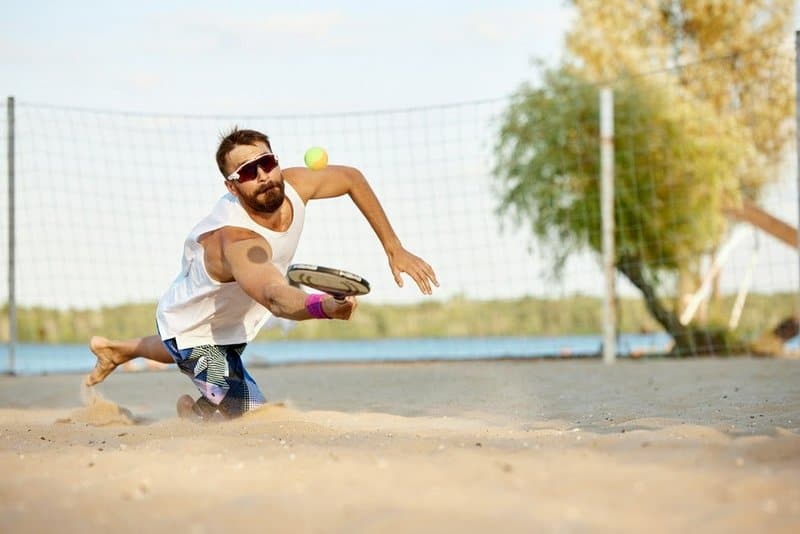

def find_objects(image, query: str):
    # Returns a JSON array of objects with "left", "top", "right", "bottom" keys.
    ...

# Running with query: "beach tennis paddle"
[{"left": 287, "top": 264, "right": 370, "bottom": 302}]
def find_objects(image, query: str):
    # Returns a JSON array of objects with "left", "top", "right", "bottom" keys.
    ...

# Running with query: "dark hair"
[{"left": 215, "top": 127, "right": 272, "bottom": 175}]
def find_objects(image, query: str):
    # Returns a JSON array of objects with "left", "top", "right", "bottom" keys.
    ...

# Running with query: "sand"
[{"left": 0, "top": 357, "right": 799, "bottom": 533}]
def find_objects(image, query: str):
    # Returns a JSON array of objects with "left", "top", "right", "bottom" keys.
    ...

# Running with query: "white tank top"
[{"left": 156, "top": 182, "right": 305, "bottom": 349}]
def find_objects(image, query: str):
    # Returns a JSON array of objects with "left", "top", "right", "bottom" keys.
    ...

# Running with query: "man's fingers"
[
  {"left": 413, "top": 260, "right": 438, "bottom": 290},
  {"left": 391, "top": 254, "right": 437, "bottom": 294},
  {"left": 411, "top": 270, "right": 431, "bottom": 295},
  {"left": 332, "top": 296, "right": 357, "bottom": 319},
  {"left": 392, "top": 266, "right": 403, "bottom": 287},
  {"left": 425, "top": 265, "right": 439, "bottom": 287},
  {"left": 347, "top": 296, "right": 358, "bottom": 315},
  {"left": 414, "top": 263, "right": 437, "bottom": 294}
]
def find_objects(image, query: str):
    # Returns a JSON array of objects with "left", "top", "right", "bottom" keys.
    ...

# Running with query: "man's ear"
[{"left": 224, "top": 180, "right": 238, "bottom": 196}]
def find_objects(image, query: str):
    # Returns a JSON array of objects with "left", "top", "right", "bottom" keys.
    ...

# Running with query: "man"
[{"left": 86, "top": 128, "right": 438, "bottom": 420}]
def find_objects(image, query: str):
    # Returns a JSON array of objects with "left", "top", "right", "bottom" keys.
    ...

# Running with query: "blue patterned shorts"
[{"left": 162, "top": 338, "right": 266, "bottom": 418}]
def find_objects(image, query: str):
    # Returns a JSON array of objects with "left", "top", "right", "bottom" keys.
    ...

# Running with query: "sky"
[
  {"left": 0, "top": 0, "right": 580, "bottom": 308},
  {"left": 0, "top": 1, "right": 799, "bottom": 312},
  {"left": 0, "top": 0, "right": 574, "bottom": 114}
]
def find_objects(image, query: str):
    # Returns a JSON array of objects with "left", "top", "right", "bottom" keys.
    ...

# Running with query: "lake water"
[{"left": 0, "top": 333, "right": 675, "bottom": 375}]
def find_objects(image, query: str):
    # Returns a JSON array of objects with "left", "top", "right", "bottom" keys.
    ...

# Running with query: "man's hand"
[
  {"left": 285, "top": 166, "right": 439, "bottom": 296},
  {"left": 388, "top": 247, "right": 439, "bottom": 295},
  {"left": 322, "top": 296, "right": 358, "bottom": 319}
]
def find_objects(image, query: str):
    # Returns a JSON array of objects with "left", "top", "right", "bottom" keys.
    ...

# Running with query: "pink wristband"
[{"left": 305, "top": 293, "right": 331, "bottom": 319}]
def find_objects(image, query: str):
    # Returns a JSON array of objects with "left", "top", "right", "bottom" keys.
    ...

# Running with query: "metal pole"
[
  {"left": 7, "top": 96, "right": 15, "bottom": 375},
  {"left": 795, "top": 31, "right": 800, "bottom": 324},
  {"left": 600, "top": 87, "right": 616, "bottom": 364}
]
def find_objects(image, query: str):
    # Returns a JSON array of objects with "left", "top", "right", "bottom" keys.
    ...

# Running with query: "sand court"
[{"left": 0, "top": 357, "right": 799, "bottom": 533}]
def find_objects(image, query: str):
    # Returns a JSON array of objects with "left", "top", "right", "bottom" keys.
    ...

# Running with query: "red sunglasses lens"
[{"left": 237, "top": 154, "right": 277, "bottom": 182}]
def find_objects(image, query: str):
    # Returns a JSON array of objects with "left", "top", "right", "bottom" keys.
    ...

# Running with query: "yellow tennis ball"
[{"left": 304, "top": 146, "right": 328, "bottom": 170}]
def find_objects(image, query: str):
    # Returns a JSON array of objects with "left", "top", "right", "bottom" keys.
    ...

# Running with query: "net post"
[
  {"left": 6, "top": 96, "right": 15, "bottom": 375},
  {"left": 600, "top": 87, "right": 616, "bottom": 364},
  {"left": 795, "top": 31, "right": 800, "bottom": 326}
]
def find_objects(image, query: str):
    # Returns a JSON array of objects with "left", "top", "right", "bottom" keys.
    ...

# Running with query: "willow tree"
[
  {"left": 494, "top": 1, "right": 794, "bottom": 353},
  {"left": 566, "top": 0, "right": 795, "bottom": 316},
  {"left": 567, "top": 0, "right": 794, "bottom": 174},
  {"left": 495, "top": 67, "right": 753, "bottom": 354}
]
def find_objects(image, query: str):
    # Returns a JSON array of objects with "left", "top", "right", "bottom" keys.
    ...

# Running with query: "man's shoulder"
[
  {"left": 283, "top": 168, "right": 313, "bottom": 203},
  {"left": 217, "top": 225, "right": 263, "bottom": 243},
  {"left": 198, "top": 225, "right": 261, "bottom": 245}
]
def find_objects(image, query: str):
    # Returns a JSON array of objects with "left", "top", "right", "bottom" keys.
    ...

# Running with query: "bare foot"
[{"left": 85, "top": 336, "right": 126, "bottom": 386}]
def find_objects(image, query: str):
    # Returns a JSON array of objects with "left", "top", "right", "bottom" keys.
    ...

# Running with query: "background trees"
[{"left": 494, "top": 1, "right": 795, "bottom": 353}]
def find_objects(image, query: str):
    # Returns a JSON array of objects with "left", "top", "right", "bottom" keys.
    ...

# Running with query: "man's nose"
[{"left": 256, "top": 165, "right": 272, "bottom": 181}]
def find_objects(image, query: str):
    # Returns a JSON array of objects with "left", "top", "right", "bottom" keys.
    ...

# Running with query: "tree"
[
  {"left": 495, "top": 67, "right": 749, "bottom": 349},
  {"left": 567, "top": 0, "right": 794, "bottom": 316},
  {"left": 566, "top": 0, "right": 794, "bottom": 318},
  {"left": 495, "top": 67, "right": 751, "bottom": 353},
  {"left": 493, "top": 1, "right": 794, "bottom": 354},
  {"left": 567, "top": 0, "right": 794, "bottom": 179}
]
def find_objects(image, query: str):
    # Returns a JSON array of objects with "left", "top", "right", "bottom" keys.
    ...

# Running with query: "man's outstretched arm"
[
  {"left": 285, "top": 165, "right": 439, "bottom": 294},
  {"left": 221, "top": 227, "right": 356, "bottom": 320}
]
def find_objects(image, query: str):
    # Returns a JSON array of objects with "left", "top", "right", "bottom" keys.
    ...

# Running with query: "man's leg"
[
  {"left": 86, "top": 335, "right": 174, "bottom": 386},
  {"left": 170, "top": 343, "right": 266, "bottom": 420}
]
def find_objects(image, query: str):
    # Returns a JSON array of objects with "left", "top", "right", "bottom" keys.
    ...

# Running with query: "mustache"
[{"left": 256, "top": 181, "right": 283, "bottom": 194}]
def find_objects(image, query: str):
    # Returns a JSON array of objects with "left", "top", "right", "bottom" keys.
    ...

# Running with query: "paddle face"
[{"left": 287, "top": 264, "right": 370, "bottom": 300}]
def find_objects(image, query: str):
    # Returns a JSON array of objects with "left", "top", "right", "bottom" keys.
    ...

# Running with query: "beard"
[{"left": 242, "top": 180, "right": 286, "bottom": 213}]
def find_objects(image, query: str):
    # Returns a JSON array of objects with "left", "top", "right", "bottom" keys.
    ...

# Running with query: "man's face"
[{"left": 224, "top": 142, "right": 285, "bottom": 214}]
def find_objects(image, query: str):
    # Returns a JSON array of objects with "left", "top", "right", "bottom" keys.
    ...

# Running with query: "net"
[{"left": 0, "top": 44, "right": 796, "bottom": 368}]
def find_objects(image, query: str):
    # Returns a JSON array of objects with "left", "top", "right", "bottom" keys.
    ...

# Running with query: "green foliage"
[
  {"left": 0, "top": 293, "right": 794, "bottom": 345},
  {"left": 494, "top": 66, "right": 747, "bottom": 280},
  {"left": 567, "top": 0, "right": 795, "bottom": 186}
]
